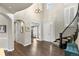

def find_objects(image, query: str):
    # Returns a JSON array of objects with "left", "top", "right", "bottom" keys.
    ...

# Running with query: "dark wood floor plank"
[{"left": 5, "top": 39, "right": 64, "bottom": 56}]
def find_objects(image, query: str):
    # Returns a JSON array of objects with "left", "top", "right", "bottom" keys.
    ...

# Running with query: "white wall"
[
  {"left": 0, "top": 3, "right": 78, "bottom": 51},
  {"left": 63, "top": 3, "right": 78, "bottom": 37},
  {"left": 0, "top": 13, "right": 14, "bottom": 51},
  {"left": 42, "top": 3, "right": 64, "bottom": 42},
  {"left": 14, "top": 3, "right": 43, "bottom": 46},
  {"left": 42, "top": 3, "right": 78, "bottom": 42},
  {"left": 0, "top": 6, "right": 14, "bottom": 51},
  {"left": 0, "top": 14, "right": 9, "bottom": 49},
  {"left": 7, "top": 14, "right": 14, "bottom": 51},
  {"left": 14, "top": 3, "right": 65, "bottom": 44},
  {"left": 14, "top": 3, "right": 78, "bottom": 45}
]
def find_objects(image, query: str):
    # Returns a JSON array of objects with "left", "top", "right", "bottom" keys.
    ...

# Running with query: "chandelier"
[{"left": 34, "top": 8, "right": 41, "bottom": 13}]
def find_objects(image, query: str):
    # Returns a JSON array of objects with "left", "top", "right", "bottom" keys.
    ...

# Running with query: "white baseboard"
[
  {"left": 4, "top": 48, "right": 14, "bottom": 51},
  {"left": 37, "top": 39, "right": 43, "bottom": 41},
  {"left": 42, "top": 39, "right": 53, "bottom": 43},
  {"left": 7, "top": 48, "right": 14, "bottom": 51},
  {"left": 15, "top": 40, "right": 32, "bottom": 47},
  {"left": 24, "top": 42, "right": 31, "bottom": 46}
]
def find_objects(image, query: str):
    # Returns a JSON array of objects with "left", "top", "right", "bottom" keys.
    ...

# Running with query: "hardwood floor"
[{"left": 5, "top": 39, "right": 64, "bottom": 56}]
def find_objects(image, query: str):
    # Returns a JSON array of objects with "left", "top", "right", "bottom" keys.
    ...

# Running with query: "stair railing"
[{"left": 59, "top": 3, "right": 79, "bottom": 48}]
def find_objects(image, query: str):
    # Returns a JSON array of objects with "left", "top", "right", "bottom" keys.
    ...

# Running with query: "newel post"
[{"left": 59, "top": 33, "right": 62, "bottom": 48}]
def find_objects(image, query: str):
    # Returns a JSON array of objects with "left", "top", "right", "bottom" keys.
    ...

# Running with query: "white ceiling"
[
  {"left": 0, "top": 3, "right": 32, "bottom": 13},
  {"left": 64, "top": 3, "right": 78, "bottom": 8}
]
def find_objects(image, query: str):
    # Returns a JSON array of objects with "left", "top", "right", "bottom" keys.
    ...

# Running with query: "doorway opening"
[
  {"left": 14, "top": 20, "right": 25, "bottom": 44},
  {"left": 31, "top": 22, "right": 40, "bottom": 42}
]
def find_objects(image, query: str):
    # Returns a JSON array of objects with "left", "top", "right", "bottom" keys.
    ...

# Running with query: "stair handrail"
[
  {"left": 62, "top": 4, "right": 79, "bottom": 34},
  {"left": 59, "top": 3, "right": 79, "bottom": 48}
]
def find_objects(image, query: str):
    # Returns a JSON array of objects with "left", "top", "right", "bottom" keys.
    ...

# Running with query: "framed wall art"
[{"left": 0, "top": 25, "right": 6, "bottom": 33}]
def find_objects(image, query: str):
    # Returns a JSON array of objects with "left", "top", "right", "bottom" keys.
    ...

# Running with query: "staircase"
[
  {"left": 53, "top": 3, "right": 79, "bottom": 49},
  {"left": 53, "top": 36, "right": 74, "bottom": 48}
]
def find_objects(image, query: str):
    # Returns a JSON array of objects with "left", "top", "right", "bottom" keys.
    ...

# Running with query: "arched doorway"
[
  {"left": 14, "top": 19, "right": 31, "bottom": 46},
  {"left": 14, "top": 20, "right": 26, "bottom": 45}
]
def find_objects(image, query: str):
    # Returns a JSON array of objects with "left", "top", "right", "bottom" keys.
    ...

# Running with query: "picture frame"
[{"left": 0, "top": 25, "right": 6, "bottom": 33}]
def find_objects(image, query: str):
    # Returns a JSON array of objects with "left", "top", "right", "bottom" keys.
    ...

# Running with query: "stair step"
[
  {"left": 62, "top": 39, "right": 68, "bottom": 42},
  {"left": 53, "top": 41, "right": 60, "bottom": 47},
  {"left": 67, "top": 37, "right": 72, "bottom": 40},
  {"left": 53, "top": 39, "right": 68, "bottom": 47},
  {"left": 53, "top": 35, "right": 74, "bottom": 48},
  {"left": 53, "top": 36, "right": 72, "bottom": 48},
  {"left": 56, "top": 39, "right": 68, "bottom": 43}
]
